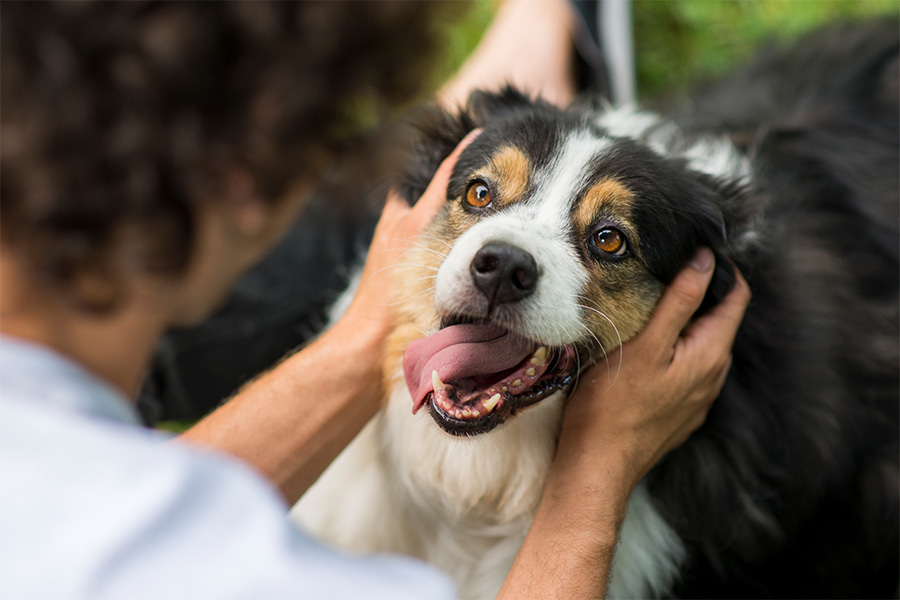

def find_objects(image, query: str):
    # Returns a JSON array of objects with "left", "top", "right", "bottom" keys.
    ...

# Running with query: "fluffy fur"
[{"left": 292, "top": 21, "right": 899, "bottom": 598}]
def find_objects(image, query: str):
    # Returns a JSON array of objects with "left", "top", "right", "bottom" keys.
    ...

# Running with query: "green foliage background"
[
  {"left": 634, "top": 0, "right": 899, "bottom": 98},
  {"left": 434, "top": 0, "right": 900, "bottom": 100}
]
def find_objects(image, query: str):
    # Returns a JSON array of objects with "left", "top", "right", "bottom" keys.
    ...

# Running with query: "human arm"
[
  {"left": 438, "top": 0, "right": 578, "bottom": 110},
  {"left": 498, "top": 252, "right": 752, "bottom": 599}
]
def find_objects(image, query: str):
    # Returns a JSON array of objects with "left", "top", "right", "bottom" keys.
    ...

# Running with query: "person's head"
[{"left": 1, "top": 1, "right": 441, "bottom": 323}]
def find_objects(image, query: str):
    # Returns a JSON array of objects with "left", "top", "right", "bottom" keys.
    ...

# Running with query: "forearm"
[
  {"left": 181, "top": 316, "right": 386, "bottom": 506},
  {"left": 439, "top": 0, "right": 577, "bottom": 109},
  {"left": 499, "top": 449, "right": 632, "bottom": 599}
]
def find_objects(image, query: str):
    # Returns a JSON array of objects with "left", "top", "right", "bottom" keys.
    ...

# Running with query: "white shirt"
[{"left": 0, "top": 336, "right": 456, "bottom": 599}]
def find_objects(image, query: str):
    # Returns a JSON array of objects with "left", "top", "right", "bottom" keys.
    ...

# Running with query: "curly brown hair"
[{"left": 1, "top": 1, "right": 444, "bottom": 310}]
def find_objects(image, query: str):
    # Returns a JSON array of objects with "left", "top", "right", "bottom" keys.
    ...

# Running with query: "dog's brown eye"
[
  {"left": 466, "top": 182, "right": 492, "bottom": 209},
  {"left": 592, "top": 228, "right": 627, "bottom": 256}
]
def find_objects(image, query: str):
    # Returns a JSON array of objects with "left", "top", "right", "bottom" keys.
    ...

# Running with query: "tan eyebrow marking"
[
  {"left": 574, "top": 177, "right": 635, "bottom": 233},
  {"left": 473, "top": 145, "right": 531, "bottom": 206}
]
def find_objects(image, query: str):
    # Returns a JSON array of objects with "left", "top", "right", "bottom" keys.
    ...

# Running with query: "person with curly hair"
[{"left": 0, "top": 1, "right": 749, "bottom": 598}]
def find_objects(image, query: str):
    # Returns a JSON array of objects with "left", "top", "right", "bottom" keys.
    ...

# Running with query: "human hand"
[
  {"left": 339, "top": 130, "right": 481, "bottom": 338},
  {"left": 551, "top": 249, "right": 752, "bottom": 495}
]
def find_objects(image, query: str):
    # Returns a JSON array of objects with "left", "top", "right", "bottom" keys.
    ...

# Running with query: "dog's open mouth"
[{"left": 403, "top": 320, "right": 578, "bottom": 436}]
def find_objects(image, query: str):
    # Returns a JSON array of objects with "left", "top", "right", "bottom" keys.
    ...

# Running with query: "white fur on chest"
[{"left": 291, "top": 373, "right": 685, "bottom": 598}]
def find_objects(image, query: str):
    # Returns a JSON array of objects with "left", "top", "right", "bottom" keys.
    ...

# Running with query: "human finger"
[
  {"left": 404, "top": 128, "right": 482, "bottom": 234},
  {"left": 681, "top": 269, "right": 751, "bottom": 361},
  {"left": 641, "top": 247, "right": 716, "bottom": 353}
]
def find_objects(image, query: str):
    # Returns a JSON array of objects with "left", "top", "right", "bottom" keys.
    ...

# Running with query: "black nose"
[{"left": 470, "top": 241, "right": 538, "bottom": 306}]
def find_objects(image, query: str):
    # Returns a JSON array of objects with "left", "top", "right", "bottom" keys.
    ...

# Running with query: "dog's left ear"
[
  {"left": 691, "top": 174, "right": 744, "bottom": 317},
  {"left": 639, "top": 163, "right": 740, "bottom": 318}
]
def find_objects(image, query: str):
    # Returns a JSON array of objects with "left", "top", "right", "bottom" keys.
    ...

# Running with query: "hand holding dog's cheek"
[
  {"left": 553, "top": 250, "right": 750, "bottom": 493},
  {"left": 506, "top": 255, "right": 748, "bottom": 600}
]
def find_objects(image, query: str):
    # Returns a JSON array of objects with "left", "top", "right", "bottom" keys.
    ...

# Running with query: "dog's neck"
[{"left": 382, "top": 378, "right": 566, "bottom": 523}]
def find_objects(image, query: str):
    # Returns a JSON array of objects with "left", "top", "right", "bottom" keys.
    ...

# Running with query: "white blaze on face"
[{"left": 433, "top": 131, "right": 614, "bottom": 346}]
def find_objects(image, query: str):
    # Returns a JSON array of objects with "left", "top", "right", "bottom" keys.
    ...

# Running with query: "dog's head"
[{"left": 388, "top": 88, "right": 752, "bottom": 437}]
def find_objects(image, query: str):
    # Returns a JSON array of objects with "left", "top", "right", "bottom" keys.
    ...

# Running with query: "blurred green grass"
[
  {"left": 155, "top": 419, "right": 196, "bottom": 435},
  {"left": 433, "top": 0, "right": 900, "bottom": 100},
  {"left": 634, "top": 0, "right": 900, "bottom": 98}
]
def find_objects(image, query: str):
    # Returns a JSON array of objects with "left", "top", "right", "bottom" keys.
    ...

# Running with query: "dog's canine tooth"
[
  {"left": 432, "top": 370, "right": 446, "bottom": 393},
  {"left": 484, "top": 393, "right": 501, "bottom": 412},
  {"left": 530, "top": 347, "right": 549, "bottom": 366}
]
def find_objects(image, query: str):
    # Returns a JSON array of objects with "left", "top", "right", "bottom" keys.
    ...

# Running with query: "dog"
[{"left": 291, "top": 20, "right": 899, "bottom": 598}]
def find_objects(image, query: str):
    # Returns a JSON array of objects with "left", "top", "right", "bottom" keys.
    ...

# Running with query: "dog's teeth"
[
  {"left": 432, "top": 370, "right": 446, "bottom": 393},
  {"left": 525, "top": 367, "right": 536, "bottom": 377},
  {"left": 511, "top": 379, "right": 523, "bottom": 388},
  {"left": 484, "top": 393, "right": 501, "bottom": 412},
  {"left": 530, "top": 347, "right": 549, "bottom": 366}
]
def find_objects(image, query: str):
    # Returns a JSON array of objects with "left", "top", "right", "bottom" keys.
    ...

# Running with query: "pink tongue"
[{"left": 403, "top": 323, "right": 535, "bottom": 414}]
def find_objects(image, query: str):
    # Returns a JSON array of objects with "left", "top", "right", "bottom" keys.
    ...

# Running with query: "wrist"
[
  {"left": 315, "top": 308, "right": 391, "bottom": 397},
  {"left": 543, "top": 445, "right": 633, "bottom": 527},
  {"left": 324, "top": 308, "right": 385, "bottom": 359},
  {"left": 501, "top": 450, "right": 627, "bottom": 599}
]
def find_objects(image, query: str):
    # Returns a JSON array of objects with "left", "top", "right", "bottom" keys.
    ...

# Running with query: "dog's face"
[{"left": 388, "top": 91, "right": 740, "bottom": 437}]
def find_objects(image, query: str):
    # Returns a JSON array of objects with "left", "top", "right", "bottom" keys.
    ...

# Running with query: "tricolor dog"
[{"left": 292, "top": 21, "right": 898, "bottom": 598}]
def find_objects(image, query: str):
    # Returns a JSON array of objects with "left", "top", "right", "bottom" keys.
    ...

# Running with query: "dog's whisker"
[
  {"left": 576, "top": 301, "right": 623, "bottom": 389},
  {"left": 572, "top": 318, "right": 605, "bottom": 358},
  {"left": 407, "top": 274, "right": 439, "bottom": 283},
  {"left": 380, "top": 286, "right": 434, "bottom": 307},
  {"left": 388, "top": 262, "right": 440, "bottom": 273},
  {"left": 405, "top": 243, "right": 448, "bottom": 261},
  {"left": 368, "top": 260, "right": 438, "bottom": 282},
  {"left": 414, "top": 232, "right": 454, "bottom": 246},
  {"left": 568, "top": 351, "right": 583, "bottom": 403},
  {"left": 571, "top": 311, "right": 611, "bottom": 384},
  {"left": 406, "top": 237, "right": 450, "bottom": 254},
  {"left": 413, "top": 234, "right": 455, "bottom": 252}
]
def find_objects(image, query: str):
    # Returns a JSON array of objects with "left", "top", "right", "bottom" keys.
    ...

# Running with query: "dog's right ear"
[
  {"left": 397, "top": 86, "right": 541, "bottom": 206},
  {"left": 397, "top": 106, "right": 477, "bottom": 206},
  {"left": 467, "top": 85, "right": 541, "bottom": 122}
]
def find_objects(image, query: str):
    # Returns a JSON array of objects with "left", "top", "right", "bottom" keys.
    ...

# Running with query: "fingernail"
[{"left": 689, "top": 247, "right": 714, "bottom": 272}]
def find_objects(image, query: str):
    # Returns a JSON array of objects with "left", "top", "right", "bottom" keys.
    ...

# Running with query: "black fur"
[
  {"left": 655, "top": 20, "right": 900, "bottom": 598},
  {"left": 401, "top": 20, "right": 898, "bottom": 598}
]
